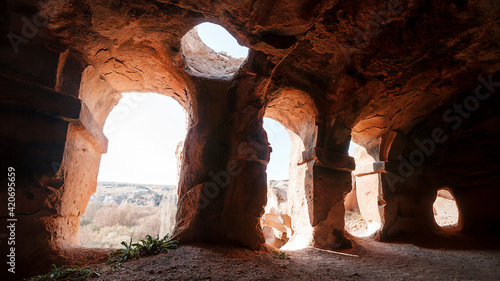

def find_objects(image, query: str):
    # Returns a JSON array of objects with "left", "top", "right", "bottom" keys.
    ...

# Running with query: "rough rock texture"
[
  {"left": 181, "top": 27, "right": 246, "bottom": 78},
  {"left": 1, "top": 0, "right": 499, "bottom": 279},
  {"left": 261, "top": 180, "right": 291, "bottom": 248}
]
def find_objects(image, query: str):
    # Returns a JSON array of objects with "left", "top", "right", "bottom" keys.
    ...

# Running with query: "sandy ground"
[
  {"left": 64, "top": 191, "right": 494, "bottom": 280},
  {"left": 86, "top": 234, "right": 500, "bottom": 281}
]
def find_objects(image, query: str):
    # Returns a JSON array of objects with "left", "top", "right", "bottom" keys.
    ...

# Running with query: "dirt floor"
[{"left": 84, "top": 233, "right": 500, "bottom": 281}]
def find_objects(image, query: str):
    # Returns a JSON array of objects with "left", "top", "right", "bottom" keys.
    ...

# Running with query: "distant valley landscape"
[{"left": 79, "top": 182, "right": 178, "bottom": 248}]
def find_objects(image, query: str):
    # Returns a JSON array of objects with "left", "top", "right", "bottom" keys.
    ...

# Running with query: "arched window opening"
[
  {"left": 79, "top": 92, "right": 187, "bottom": 248},
  {"left": 181, "top": 22, "right": 249, "bottom": 78},
  {"left": 344, "top": 140, "right": 381, "bottom": 237},
  {"left": 433, "top": 188, "right": 460, "bottom": 230},
  {"left": 260, "top": 117, "right": 292, "bottom": 249},
  {"left": 262, "top": 89, "right": 317, "bottom": 250}
]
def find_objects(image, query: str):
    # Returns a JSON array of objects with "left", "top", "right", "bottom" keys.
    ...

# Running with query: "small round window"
[{"left": 181, "top": 22, "right": 249, "bottom": 79}]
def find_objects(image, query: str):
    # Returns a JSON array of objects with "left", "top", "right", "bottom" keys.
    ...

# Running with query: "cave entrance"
[
  {"left": 79, "top": 92, "right": 187, "bottom": 248},
  {"left": 260, "top": 117, "right": 292, "bottom": 249},
  {"left": 344, "top": 140, "right": 381, "bottom": 237},
  {"left": 433, "top": 188, "right": 460, "bottom": 230}
]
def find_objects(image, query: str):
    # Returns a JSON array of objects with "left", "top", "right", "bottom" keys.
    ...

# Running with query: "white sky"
[
  {"left": 196, "top": 22, "right": 249, "bottom": 58},
  {"left": 97, "top": 93, "right": 187, "bottom": 185},
  {"left": 348, "top": 142, "right": 355, "bottom": 156},
  {"left": 264, "top": 118, "right": 291, "bottom": 180}
]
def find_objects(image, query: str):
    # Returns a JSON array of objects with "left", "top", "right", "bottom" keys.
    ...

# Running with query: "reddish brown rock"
[{"left": 0, "top": 0, "right": 499, "bottom": 279}]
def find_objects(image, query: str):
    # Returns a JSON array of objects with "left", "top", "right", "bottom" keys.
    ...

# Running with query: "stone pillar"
[
  {"left": 174, "top": 77, "right": 234, "bottom": 243},
  {"left": 174, "top": 74, "right": 269, "bottom": 249},
  {"left": 353, "top": 161, "right": 385, "bottom": 233},
  {"left": 60, "top": 65, "right": 116, "bottom": 248},
  {"left": 305, "top": 119, "right": 355, "bottom": 249},
  {"left": 223, "top": 74, "right": 270, "bottom": 248}
]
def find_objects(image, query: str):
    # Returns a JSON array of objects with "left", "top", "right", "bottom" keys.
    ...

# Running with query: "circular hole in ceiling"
[{"left": 181, "top": 22, "right": 249, "bottom": 79}]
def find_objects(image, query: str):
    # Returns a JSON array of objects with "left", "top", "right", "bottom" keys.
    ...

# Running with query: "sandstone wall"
[{"left": 1, "top": 0, "right": 499, "bottom": 278}]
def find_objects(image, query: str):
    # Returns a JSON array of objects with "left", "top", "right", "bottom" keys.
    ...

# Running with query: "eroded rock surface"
[
  {"left": 1, "top": 0, "right": 499, "bottom": 278},
  {"left": 181, "top": 27, "right": 246, "bottom": 78}
]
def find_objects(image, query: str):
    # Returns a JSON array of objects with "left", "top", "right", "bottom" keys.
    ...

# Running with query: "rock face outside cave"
[{"left": 0, "top": 0, "right": 499, "bottom": 279}]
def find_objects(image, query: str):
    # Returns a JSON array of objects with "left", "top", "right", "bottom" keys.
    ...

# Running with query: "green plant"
[
  {"left": 107, "top": 234, "right": 179, "bottom": 265},
  {"left": 134, "top": 234, "right": 178, "bottom": 256},
  {"left": 28, "top": 264, "right": 100, "bottom": 281},
  {"left": 273, "top": 251, "right": 290, "bottom": 260},
  {"left": 109, "top": 262, "right": 124, "bottom": 273},
  {"left": 28, "top": 235, "right": 178, "bottom": 280},
  {"left": 107, "top": 238, "right": 139, "bottom": 264}
]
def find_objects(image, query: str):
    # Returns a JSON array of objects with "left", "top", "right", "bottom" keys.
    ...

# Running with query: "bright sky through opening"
[
  {"left": 263, "top": 118, "right": 291, "bottom": 180},
  {"left": 196, "top": 22, "right": 249, "bottom": 58},
  {"left": 97, "top": 93, "right": 186, "bottom": 185}
]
